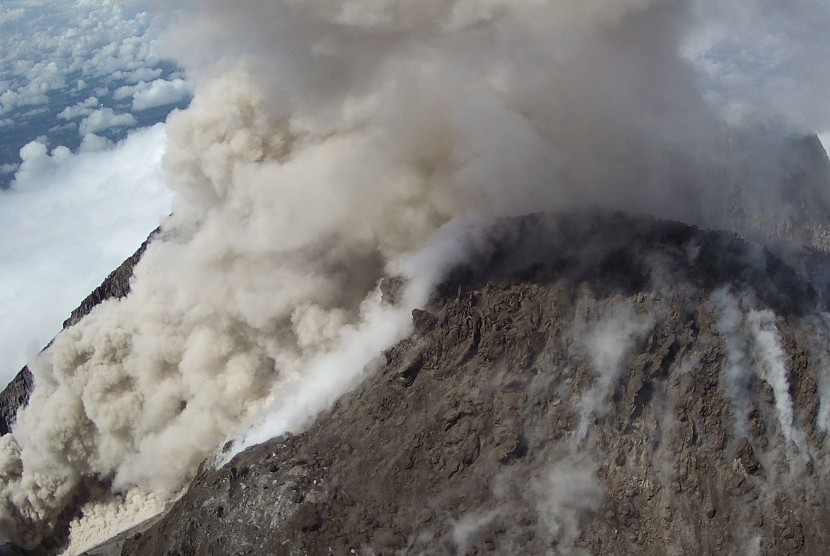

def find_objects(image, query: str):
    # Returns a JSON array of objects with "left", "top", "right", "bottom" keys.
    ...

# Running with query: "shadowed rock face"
[
  {"left": 0, "top": 372, "right": 31, "bottom": 437},
  {"left": 121, "top": 213, "right": 830, "bottom": 556}
]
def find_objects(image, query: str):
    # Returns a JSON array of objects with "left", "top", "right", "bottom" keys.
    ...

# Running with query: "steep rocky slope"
[{"left": 120, "top": 213, "right": 830, "bottom": 555}]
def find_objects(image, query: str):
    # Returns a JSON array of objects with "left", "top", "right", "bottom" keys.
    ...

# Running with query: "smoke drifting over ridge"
[{"left": 2, "top": 0, "right": 830, "bottom": 548}]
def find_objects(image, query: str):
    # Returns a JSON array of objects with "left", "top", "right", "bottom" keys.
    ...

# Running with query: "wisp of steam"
[{"left": 2, "top": 0, "right": 830, "bottom": 549}]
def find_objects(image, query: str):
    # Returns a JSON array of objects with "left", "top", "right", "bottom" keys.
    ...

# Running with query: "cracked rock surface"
[{"left": 121, "top": 213, "right": 830, "bottom": 555}]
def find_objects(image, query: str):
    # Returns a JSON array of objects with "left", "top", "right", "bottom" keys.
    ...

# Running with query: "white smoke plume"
[
  {"left": 227, "top": 217, "right": 486, "bottom": 461},
  {"left": 532, "top": 456, "right": 603, "bottom": 552},
  {"left": 746, "top": 309, "right": 800, "bottom": 449},
  {"left": 2, "top": 0, "right": 830, "bottom": 548},
  {"left": 451, "top": 508, "right": 500, "bottom": 553},
  {"left": 813, "top": 313, "right": 830, "bottom": 433},
  {"left": 574, "top": 298, "right": 653, "bottom": 439},
  {"left": 712, "top": 288, "right": 755, "bottom": 437},
  {"left": 713, "top": 289, "right": 806, "bottom": 457}
]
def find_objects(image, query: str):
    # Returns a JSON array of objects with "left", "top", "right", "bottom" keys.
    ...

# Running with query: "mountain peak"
[{"left": 115, "top": 212, "right": 830, "bottom": 555}]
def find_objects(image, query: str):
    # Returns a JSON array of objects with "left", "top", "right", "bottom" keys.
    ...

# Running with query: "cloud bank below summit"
[
  {"left": 3, "top": 0, "right": 830, "bottom": 550},
  {"left": 0, "top": 0, "right": 191, "bottom": 380},
  {"left": 0, "top": 125, "right": 173, "bottom": 382},
  {"left": 0, "top": 0, "right": 164, "bottom": 116}
]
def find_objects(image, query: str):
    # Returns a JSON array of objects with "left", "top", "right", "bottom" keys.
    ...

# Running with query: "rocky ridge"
[{"left": 116, "top": 213, "right": 830, "bottom": 555}]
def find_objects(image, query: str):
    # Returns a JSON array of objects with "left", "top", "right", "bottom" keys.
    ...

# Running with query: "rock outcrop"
[
  {"left": 0, "top": 371, "right": 31, "bottom": 438},
  {"left": 119, "top": 213, "right": 830, "bottom": 555}
]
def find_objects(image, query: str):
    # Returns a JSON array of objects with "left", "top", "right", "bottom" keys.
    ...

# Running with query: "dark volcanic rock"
[
  {"left": 124, "top": 213, "right": 830, "bottom": 555},
  {"left": 62, "top": 229, "right": 157, "bottom": 330},
  {"left": 0, "top": 229, "right": 157, "bottom": 437},
  {"left": 0, "top": 543, "right": 31, "bottom": 555},
  {"left": 0, "top": 369, "right": 32, "bottom": 436}
]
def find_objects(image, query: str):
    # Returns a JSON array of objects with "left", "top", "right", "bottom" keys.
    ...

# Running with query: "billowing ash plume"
[{"left": 2, "top": 0, "right": 830, "bottom": 548}]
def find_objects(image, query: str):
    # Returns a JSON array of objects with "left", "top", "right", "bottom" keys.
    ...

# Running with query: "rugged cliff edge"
[{"left": 110, "top": 213, "right": 830, "bottom": 555}]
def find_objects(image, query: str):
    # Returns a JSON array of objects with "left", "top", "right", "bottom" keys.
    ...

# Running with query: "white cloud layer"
[
  {"left": 57, "top": 97, "right": 100, "bottom": 121},
  {"left": 0, "top": 0, "right": 190, "bottom": 379},
  {"left": 686, "top": 0, "right": 830, "bottom": 131},
  {"left": 0, "top": 124, "right": 174, "bottom": 383},
  {"left": 131, "top": 78, "right": 192, "bottom": 111},
  {"left": 0, "top": 5, "right": 25, "bottom": 26},
  {"left": 0, "top": 1, "right": 188, "bottom": 116},
  {"left": 78, "top": 107, "right": 137, "bottom": 135}
]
